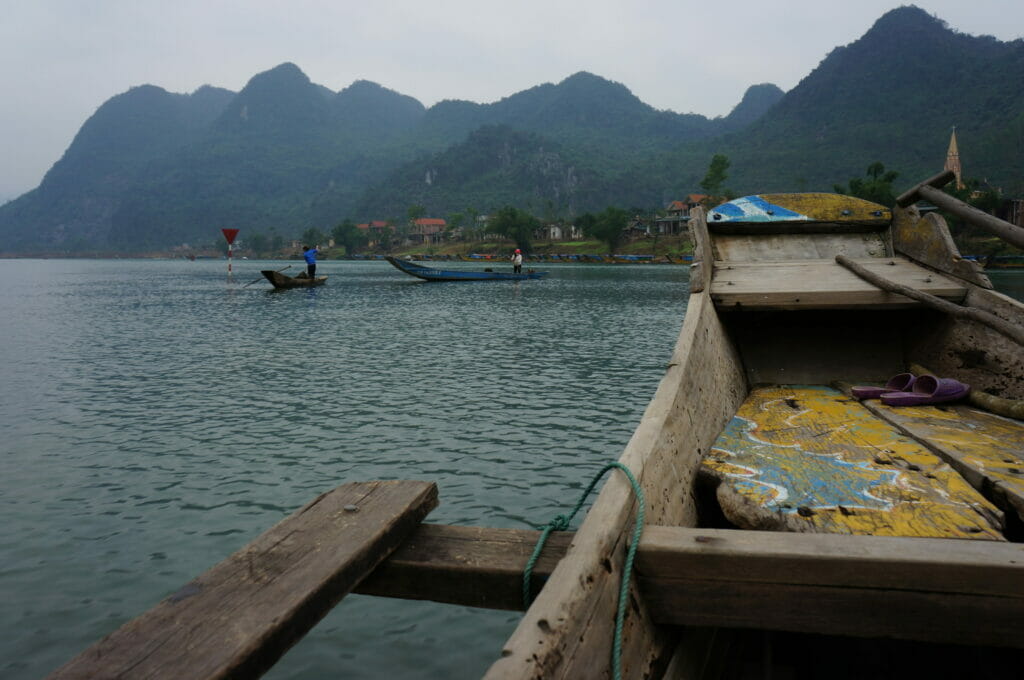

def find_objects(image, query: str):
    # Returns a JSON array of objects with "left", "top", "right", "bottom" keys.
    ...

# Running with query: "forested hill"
[
  {"left": 1, "top": 4, "right": 1021, "bottom": 253},
  {"left": 648, "top": 6, "right": 1024, "bottom": 198}
]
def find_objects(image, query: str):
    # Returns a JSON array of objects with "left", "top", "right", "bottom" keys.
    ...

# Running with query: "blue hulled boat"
[{"left": 385, "top": 256, "right": 548, "bottom": 281}]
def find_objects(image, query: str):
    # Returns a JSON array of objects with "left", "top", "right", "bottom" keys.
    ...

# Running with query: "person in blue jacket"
[{"left": 302, "top": 244, "right": 319, "bottom": 278}]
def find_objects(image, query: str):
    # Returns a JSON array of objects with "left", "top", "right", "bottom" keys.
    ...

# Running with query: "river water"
[
  {"left": 2, "top": 259, "right": 1021, "bottom": 679},
  {"left": 0, "top": 258, "right": 695, "bottom": 679}
]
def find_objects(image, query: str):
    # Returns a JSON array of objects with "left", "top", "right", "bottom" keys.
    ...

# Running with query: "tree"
[
  {"left": 407, "top": 204, "right": 426, "bottom": 225},
  {"left": 834, "top": 162, "right": 899, "bottom": 207},
  {"left": 247, "top": 231, "right": 268, "bottom": 256},
  {"left": 487, "top": 206, "right": 539, "bottom": 252},
  {"left": 700, "top": 154, "right": 731, "bottom": 198},
  {"left": 446, "top": 212, "right": 465, "bottom": 240},
  {"left": 331, "top": 219, "right": 367, "bottom": 255},
  {"left": 584, "top": 206, "right": 629, "bottom": 253},
  {"left": 301, "top": 227, "right": 326, "bottom": 248}
]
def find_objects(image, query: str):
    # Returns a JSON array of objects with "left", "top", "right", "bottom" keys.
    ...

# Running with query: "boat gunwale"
[{"left": 484, "top": 287, "right": 748, "bottom": 678}]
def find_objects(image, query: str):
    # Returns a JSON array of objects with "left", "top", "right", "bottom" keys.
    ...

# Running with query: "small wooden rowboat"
[
  {"left": 485, "top": 170, "right": 1024, "bottom": 677},
  {"left": 386, "top": 256, "right": 548, "bottom": 281},
  {"left": 50, "top": 171, "right": 1024, "bottom": 680},
  {"left": 261, "top": 269, "right": 327, "bottom": 288}
]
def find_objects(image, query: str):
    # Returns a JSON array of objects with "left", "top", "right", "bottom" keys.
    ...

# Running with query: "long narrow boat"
[
  {"left": 261, "top": 269, "right": 327, "bottom": 288},
  {"left": 485, "top": 171, "right": 1024, "bottom": 678},
  {"left": 386, "top": 255, "right": 548, "bottom": 281}
]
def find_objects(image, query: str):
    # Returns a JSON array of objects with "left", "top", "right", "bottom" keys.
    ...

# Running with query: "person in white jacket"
[{"left": 511, "top": 248, "right": 523, "bottom": 273}]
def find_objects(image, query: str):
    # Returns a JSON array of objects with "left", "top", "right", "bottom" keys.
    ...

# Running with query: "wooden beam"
[
  {"left": 711, "top": 257, "right": 966, "bottom": 310},
  {"left": 355, "top": 523, "right": 573, "bottom": 610},
  {"left": 635, "top": 526, "right": 1024, "bottom": 648},
  {"left": 896, "top": 170, "right": 1024, "bottom": 250},
  {"left": 358, "top": 524, "right": 1024, "bottom": 649},
  {"left": 47, "top": 480, "right": 438, "bottom": 680},
  {"left": 837, "top": 254, "right": 1024, "bottom": 345}
]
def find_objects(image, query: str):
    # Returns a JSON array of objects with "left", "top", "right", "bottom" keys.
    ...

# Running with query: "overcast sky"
[{"left": 1, "top": 1, "right": 1021, "bottom": 201}]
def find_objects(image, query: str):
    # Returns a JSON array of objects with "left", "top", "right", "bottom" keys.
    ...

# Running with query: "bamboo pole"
[
  {"left": 896, "top": 170, "right": 1024, "bottom": 250},
  {"left": 835, "top": 254, "right": 1024, "bottom": 345}
]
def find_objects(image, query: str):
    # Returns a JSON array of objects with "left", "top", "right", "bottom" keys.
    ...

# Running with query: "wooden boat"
[
  {"left": 49, "top": 171, "right": 1024, "bottom": 680},
  {"left": 386, "top": 255, "right": 548, "bottom": 281},
  {"left": 261, "top": 269, "right": 327, "bottom": 288},
  {"left": 484, "top": 171, "right": 1024, "bottom": 678}
]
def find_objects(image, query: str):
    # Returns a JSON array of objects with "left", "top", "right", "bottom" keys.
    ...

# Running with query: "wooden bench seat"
[
  {"left": 710, "top": 256, "right": 967, "bottom": 310},
  {"left": 700, "top": 385, "right": 1005, "bottom": 539}
]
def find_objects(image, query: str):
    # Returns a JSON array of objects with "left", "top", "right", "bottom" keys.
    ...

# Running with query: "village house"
[
  {"left": 356, "top": 220, "right": 391, "bottom": 248},
  {"left": 538, "top": 222, "right": 583, "bottom": 241},
  {"left": 656, "top": 194, "right": 706, "bottom": 234},
  {"left": 408, "top": 217, "right": 447, "bottom": 244}
]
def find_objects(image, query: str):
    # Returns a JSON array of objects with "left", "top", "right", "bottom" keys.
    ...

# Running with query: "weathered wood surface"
[
  {"left": 891, "top": 205, "right": 992, "bottom": 288},
  {"left": 635, "top": 526, "right": 1024, "bottom": 648},
  {"left": 688, "top": 206, "right": 713, "bottom": 293},
  {"left": 47, "top": 480, "right": 438, "bottom": 680},
  {"left": 484, "top": 290, "right": 747, "bottom": 680},
  {"left": 907, "top": 184, "right": 1024, "bottom": 251},
  {"left": 711, "top": 257, "right": 966, "bottom": 310},
  {"left": 358, "top": 523, "right": 1024, "bottom": 649},
  {"left": 837, "top": 254, "right": 1024, "bottom": 345},
  {"left": 706, "top": 193, "right": 891, "bottom": 229},
  {"left": 701, "top": 385, "right": 1005, "bottom": 539},
  {"left": 854, "top": 398, "right": 1024, "bottom": 523},
  {"left": 909, "top": 287, "right": 1024, "bottom": 401},
  {"left": 355, "top": 523, "right": 573, "bottom": 610},
  {"left": 713, "top": 231, "right": 890, "bottom": 263}
]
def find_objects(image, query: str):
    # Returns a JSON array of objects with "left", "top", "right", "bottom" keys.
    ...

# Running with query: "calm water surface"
[
  {"left": 3, "top": 260, "right": 1022, "bottom": 679},
  {"left": 0, "top": 259, "right": 693, "bottom": 679}
]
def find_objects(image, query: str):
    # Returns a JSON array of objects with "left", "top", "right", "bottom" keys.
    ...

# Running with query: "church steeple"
[{"left": 945, "top": 127, "right": 964, "bottom": 189}]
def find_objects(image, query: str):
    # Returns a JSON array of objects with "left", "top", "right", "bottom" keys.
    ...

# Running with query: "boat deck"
[
  {"left": 701, "top": 385, "right": 1024, "bottom": 540},
  {"left": 710, "top": 257, "right": 967, "bottom": 310}
]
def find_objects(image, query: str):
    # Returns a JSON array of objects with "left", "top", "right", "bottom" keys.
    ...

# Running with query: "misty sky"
[{"left": 1, "top": 0, "right": 1021, "bottom": 201}]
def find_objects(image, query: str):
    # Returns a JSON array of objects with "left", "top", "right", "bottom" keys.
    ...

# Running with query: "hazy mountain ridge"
[{"left": 2, "top": 5, "right": 1021, "bottom": 253}]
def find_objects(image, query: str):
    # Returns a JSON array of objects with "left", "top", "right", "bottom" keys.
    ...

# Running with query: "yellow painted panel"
[
  {"left": 702, "top": 385, "right": 1003, "bottom": 539},
  {"left": 869, "top": 402, "right": 1024, "bottom": 519}
]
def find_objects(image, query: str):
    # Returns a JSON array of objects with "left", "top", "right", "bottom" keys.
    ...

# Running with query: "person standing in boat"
[
  {"left": 302, "top": 245, "right": 319, "bottom": 278},
  {"left": 511, "top": 248, "right": 523, "bottom": 274}
]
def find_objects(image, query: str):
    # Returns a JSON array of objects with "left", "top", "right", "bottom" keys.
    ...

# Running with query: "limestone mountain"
[{"left": 1, "top": 5, "right": 1021, "bottom": 253}]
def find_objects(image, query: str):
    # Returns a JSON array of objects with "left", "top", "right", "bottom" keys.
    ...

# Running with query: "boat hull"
[
  {"left": 386, "top": 256, "right": 547, "bottom": 281},
  {"left": 261, "top": 270, "right": 327, "bottom": 288}
]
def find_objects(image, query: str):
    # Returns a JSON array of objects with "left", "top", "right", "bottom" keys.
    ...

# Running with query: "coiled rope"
[{"left": 522, "top": 462, "right": 646, "bottom": 680}]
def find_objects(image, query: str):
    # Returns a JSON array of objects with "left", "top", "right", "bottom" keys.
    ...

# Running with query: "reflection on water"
[{"left": 0, "top": 259, "right": 690, "bottom": 679}]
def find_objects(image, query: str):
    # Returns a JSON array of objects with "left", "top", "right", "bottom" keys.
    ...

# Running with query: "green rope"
[{"left": 522, "top": 462, "right": 646, "bottom": 680}]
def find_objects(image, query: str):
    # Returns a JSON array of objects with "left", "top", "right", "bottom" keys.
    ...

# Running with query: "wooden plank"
[
  {"left": 891, "top": 205, "right": 992, "bottom": 288},
  {"left": 688, "top": 206, "right": 713, "bottom": 293},
  {"left": 710, "top": 257, "right": 967, "bottom": 310},
  {"left": 635, "top": 526, "right": 1024, "bottom": 648},
  {"left": 47, "top": 480, "right": 438, "bottom": 680},
  {"left": 701, "top": 385, "right": 1005, "bottom": 539},
  {"left": 353, "top": 523, "right": 1024, "bottom": 649},
  {"left": 355, "top": 523, "right": 573, "bottom": 610},
  {"left": 855, "top": 399, "right": 1024, "bottom": 522},
  {"left": 714, "top": 232, "right": 890, "bottom": 263},
  {"left": 707, "top": 193, "right": 891, "bottom": 230}
]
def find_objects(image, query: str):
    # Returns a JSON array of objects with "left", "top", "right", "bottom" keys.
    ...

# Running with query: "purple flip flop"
[
  {"left": 851, "top": 372, "right": 916, "bottom": 400},
  {"left": 880, "top": 375, "right": 971, "bottom": 407}
]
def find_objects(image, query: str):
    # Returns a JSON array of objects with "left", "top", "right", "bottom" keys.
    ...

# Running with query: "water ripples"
[{"left": 0, "top": 258, "right": 690, "bottom": 679}]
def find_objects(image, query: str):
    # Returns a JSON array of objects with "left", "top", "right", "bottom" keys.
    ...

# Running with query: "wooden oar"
[
  {"left": 836, "top": 254, "right": 1024, "bottom": 345},
  {"left": 242, "top": 265, "right": 290, "bottom": 288}
]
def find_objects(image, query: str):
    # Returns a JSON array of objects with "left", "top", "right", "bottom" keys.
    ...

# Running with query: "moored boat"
[
  {"left": 386, "top": 256, "right": 548, "bottom": 281},
  {"left": 484, "top": 171, "right": 1024, "bottom": 677},
  {"left": 260, "top": 269, "right": 328, "bottom": 288}
]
